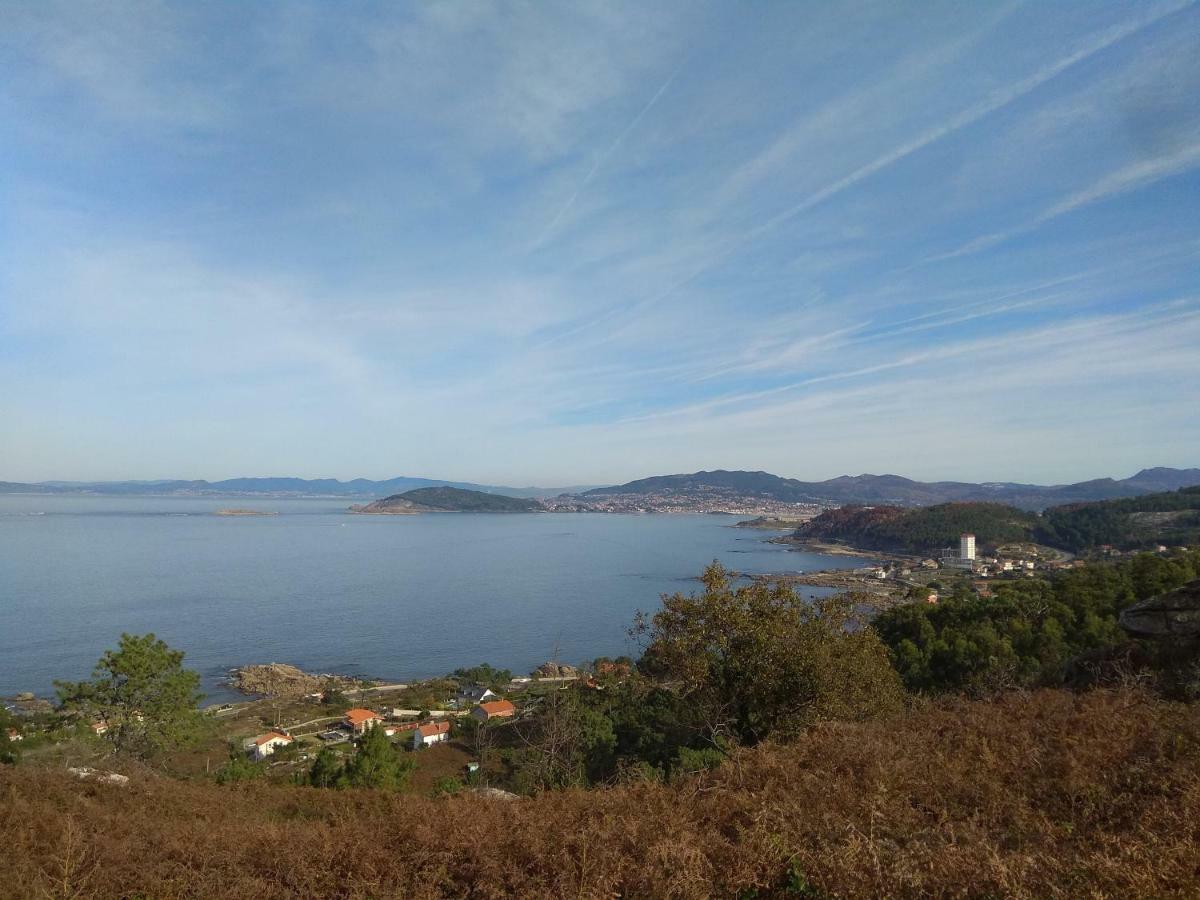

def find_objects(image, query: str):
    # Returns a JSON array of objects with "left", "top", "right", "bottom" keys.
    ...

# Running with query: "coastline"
[{"left": 773, "top": 536, "right": 888, "bottom": 559}]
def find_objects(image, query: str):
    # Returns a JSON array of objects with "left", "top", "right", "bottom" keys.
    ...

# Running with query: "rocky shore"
[
  {"left": 772, "top": 535, "right": 893, "bottom": 558},
  {"left": 229, "top": 663, "right": 360, "bottom": 698},
  {"left": 749, "top": 570, "right": 894, "bottom": 594}
]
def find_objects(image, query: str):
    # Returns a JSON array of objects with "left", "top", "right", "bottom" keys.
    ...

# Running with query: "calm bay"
[{"left": 0, "top": 495, "right": 870, "bottom": 700}]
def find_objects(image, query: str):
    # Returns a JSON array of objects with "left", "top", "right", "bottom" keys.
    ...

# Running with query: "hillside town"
[{"left": 542, "top": 489, "right": 828, "bottom": 517}]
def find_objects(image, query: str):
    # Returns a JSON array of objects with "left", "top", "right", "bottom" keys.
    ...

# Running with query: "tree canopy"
[
  {"left": 451, "top": 663, "right": 512, "bottom": 688},
  {"left": 307, "top": 725, "right": 415, "bottom": 790},
  {"left": 797, "top": 502, "right": 1038, "bottom": 553},
  {"left": 1035, "top": 486, "right": 1200, "bottom": 552},
  {"left": 55, "top": 632, "right": 206, "bottom": 759},
  {"left": 875, "top": 550, "right": 1200, "bottom": 694},
  {"left": 634, "top": 563, "right": 905, "bottom": 745}
]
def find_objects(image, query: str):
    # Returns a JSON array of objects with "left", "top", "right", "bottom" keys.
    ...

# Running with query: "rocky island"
[{"left": 350, "top": 486, "right": 544, "bottom": 514}]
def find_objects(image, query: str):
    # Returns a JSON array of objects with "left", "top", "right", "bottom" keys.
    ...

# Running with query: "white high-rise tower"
[{"left": 960, "top": 533, "right": 976, "bottom": 562}]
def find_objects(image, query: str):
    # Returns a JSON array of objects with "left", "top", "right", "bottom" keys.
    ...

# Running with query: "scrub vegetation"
[{"left": 2, "top": 689, "right": 1198, "bottom": 898}]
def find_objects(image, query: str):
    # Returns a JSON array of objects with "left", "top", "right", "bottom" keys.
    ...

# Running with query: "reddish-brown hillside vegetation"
[{"left": 2, "top": 688, "right": 1198, "bottom": 899}]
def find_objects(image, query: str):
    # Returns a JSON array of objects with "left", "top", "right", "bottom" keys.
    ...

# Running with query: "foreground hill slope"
[{"left": 2, "top": 689, "right": 1197, "bottom": 899}]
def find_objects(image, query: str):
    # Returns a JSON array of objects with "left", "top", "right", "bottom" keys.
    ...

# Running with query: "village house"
[
  {"left": 343, "top": 708, "right": 383, "bottom": 734},
  {"left": 412, "top": 720, "right": 451, "bottom": 749},
  {"left": 90, "top": 721, "right": 108, "bottom": 736},
  {"left": 5, "top": 728, "right": 22, "bottom": 742},
  {"left": 457, "top": 685, "right": 500, "bottom": 705},
  {"left": 471, "top": 699, "right": 517, "bottom": 722},
  {"left": 246, "top": 732, "right": 293, "bottom": 761}
]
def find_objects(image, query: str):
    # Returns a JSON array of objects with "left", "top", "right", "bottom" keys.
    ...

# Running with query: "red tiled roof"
[
  {"left": 344, "top": 708, "right": 381, "bottom": 726},
  {"left": 416, "top": 720, "right": 451, "bottom": 738},
  {"left": 477, "top": 699, "right": 516, "bottom": 717},
  {"left": 253, "top": 731, "right": 292, "bottom": 746}
]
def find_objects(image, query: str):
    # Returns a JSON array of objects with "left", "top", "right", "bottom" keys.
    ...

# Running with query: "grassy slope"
[{"left": 3, "top": 688, "right": 1199, "bottom": 899}]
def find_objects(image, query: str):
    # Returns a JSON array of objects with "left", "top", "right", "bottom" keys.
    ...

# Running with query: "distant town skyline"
[{"left": 2, "top": 2, "right": 1199, "bottom": 485}]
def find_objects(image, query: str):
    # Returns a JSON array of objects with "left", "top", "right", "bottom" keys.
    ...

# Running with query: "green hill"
[
  {"left": 796, "top": 502, "right": 1039, "bottom": 553},
  {"left": 1035, "top": 486, "right": 1200, "bottom": 553},
  {"left": 355, "top": 486, "right": 544, "bottom": 514}
]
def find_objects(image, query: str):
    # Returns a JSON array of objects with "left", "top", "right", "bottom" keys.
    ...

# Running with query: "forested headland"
[{"left": 795, "top": 486, "right": 1200, "bottom": 555}]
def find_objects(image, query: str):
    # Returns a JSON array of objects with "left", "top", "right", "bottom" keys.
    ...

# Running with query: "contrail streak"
[
  {"left": 748, "top": 0, "right": 1195, "bottom": 239},
  {"left": 533, "top": 58, "right": 688, "bottom": 247},
  {"left": 547, "top": 0, "right": 1193, "bottom": 345}
]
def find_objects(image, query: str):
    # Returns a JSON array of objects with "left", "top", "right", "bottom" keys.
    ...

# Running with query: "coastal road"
[{"left": 348, "top": 683, "right": 409, "bottom": 695}]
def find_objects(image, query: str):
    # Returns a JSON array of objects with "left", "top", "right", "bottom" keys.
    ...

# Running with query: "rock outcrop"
[
  {"left": 231, "top": 663, "right": 358, "bottom": 698},
  {"left": 1119, "top": 580, "right": 1200, "bottom": 639},
  {"left": 534, "top": 661, "right": 579, "bottom": 678}
]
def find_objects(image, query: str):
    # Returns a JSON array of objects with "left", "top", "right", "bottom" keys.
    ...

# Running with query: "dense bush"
[
  {"left": 450, "top": 663, "right": 512, "bottom": 688},
  {"left": 306, "top": 725, "right": 414, "bottom": 790},
  {"left": 876, "top": 550, "right": 1200, "bottom": 693},
  {"left": 635, "top": 563, "right": 905, "bottom": 745}
]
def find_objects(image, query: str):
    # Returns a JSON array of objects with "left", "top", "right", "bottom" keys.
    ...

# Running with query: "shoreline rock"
[{"left": 230, "top": 663, "right": 359, "bottom": 698}]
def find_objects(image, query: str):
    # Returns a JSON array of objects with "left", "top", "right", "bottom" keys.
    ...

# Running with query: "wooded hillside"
[
  {"left": 1036, "top": 486, "right": 1200, "bottom": 552},
  {"left": 796, "top": 501, "right": 1039, "bottom": 553}
]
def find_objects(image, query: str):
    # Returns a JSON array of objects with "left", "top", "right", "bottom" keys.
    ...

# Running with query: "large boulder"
[
  {"left": 1119, "top": 580, "right": 1200, "bottom": 639},
  {"left": 534, "top": 661, "right": 579, "bottom": 678}
]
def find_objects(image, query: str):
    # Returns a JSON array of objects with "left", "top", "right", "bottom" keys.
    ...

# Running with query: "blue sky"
[{"left": 1, "top": 0, "right": 1198, "bottom": 486}]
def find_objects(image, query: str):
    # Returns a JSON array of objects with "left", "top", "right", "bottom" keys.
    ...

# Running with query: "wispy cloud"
[
  {"left": 1, "top": 1, "right": 1198, "bottom": 483},
  {"left": 532, "top": 57, "right": 689, "bottom": 247},
  {"left": 744, "top": 0, "right": 1195, "bottom": 239},
  {"left": 933, "top": 135, "right": 1200, "bottom": 260}
]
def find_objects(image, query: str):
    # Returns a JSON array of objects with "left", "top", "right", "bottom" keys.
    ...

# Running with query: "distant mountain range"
[
  {"left": 583, "top": 468, "right": 1200, "bottom": 511},
  {"left": 4, "top": 467, "right": 1199, "bottom": 511},
  {"left": 0, "top": 476, "right": 596, "bottom": 500}
]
